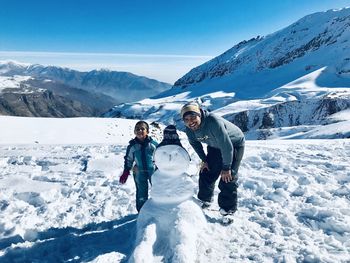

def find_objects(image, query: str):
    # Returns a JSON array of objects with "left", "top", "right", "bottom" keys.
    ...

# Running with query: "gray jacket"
[{"left": 185, "top": 109, "right": 245, "bottom": 170}]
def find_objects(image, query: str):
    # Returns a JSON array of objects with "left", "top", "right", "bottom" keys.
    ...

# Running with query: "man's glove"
[{"left": 119, "top": 170, "right": 130, "bottom": 184}]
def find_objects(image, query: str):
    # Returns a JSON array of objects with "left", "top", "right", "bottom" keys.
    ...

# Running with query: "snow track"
[{"left": 0, "top": 138, "right": 349, "bottom": 262}]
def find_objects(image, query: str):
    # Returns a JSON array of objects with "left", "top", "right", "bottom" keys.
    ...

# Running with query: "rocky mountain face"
[
  {"left": 0, "top": 76, "right": 115, "bottom": 117},
  {"left": 226, "top": 94, "right": 350, "bottom": 131},
  {"left": 0, "top": 88, "right": 96, "bottom": 117},
  {"left": 0, "top": 62, "right": 171, "bottom": 117}
]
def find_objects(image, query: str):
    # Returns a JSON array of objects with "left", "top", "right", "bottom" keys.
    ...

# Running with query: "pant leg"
[
  {"left": 133, "top": 172, "right": 150, "bottom": 212},
  {"left": 218, "top": 177, "right": 238, "bottom": 212},
  {"left": 218, "top": 145, "right": 244, "bottom": 211},
  {"left": 197, "top": 146, "right": 221, "bottom": 203}
]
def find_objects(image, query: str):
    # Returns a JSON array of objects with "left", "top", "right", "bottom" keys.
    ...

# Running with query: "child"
[{"left": 119, "top": 121, "right": 158, "bottom": 212}]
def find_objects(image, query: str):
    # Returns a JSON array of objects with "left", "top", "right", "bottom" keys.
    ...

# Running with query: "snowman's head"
[{"left": 154, "top": 145, "right": 190, "bottom": 175}]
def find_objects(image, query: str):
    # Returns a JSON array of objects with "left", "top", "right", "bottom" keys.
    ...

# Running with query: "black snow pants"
[{"left": 197, "top": 145, "right": 244, "bottom": 212}]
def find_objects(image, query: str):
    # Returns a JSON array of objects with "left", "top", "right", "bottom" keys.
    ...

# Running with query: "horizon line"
[{"left": 0, "top": 50, "right": 214, "bottom": 59}]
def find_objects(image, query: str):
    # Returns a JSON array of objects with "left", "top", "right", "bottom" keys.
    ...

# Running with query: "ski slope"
[{"left": 0, "top": 116, "right": 349, "bottom": 262}]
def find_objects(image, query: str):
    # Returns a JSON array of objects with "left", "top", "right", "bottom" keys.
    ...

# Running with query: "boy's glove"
[
  {"left": 200, "top": 161, "right": 209, "bottom": 173},
  {"left": 119, "top": 170, "right": 130, "bottom": 184}
]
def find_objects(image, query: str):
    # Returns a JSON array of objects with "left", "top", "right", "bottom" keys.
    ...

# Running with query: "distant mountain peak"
[
  {"left": 0, "top": 61, "right": 172, "bottom": 101},
  {"left": 0, "top": 61, "right": 172, "bottom": 117},
  {"left": 105, "top": 7, "right": 350, "bottom": 140},
  {"left": 174, "top": 7, "right": 350, "bottom": 95}
]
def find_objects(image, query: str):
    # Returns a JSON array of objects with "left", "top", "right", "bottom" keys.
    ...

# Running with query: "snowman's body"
[{"left": 130, "top": 144, "right": 206, "bottom": 263}]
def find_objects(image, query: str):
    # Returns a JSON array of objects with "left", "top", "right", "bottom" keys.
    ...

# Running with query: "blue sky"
[{"left": 1, "top": 0, "right": 349, "bottom": 83}]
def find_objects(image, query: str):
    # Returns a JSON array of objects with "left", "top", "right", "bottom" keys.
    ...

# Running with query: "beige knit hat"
[{"left": 180, "top": 102, "right": 201, "bottom": 119}]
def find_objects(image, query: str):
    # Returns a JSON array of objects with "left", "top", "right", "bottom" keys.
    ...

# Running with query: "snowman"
[{"left": 130, "top": 125, "right": 206, "bottom": 263}]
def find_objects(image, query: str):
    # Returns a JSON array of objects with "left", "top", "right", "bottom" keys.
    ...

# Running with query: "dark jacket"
[{"left": 185, "top": 109, "right": 245, "bottom": 170}]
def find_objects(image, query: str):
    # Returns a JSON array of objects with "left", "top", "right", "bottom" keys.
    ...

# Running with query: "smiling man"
[{"left": 181, "top": 102, "right": 245, "bottom": 216}]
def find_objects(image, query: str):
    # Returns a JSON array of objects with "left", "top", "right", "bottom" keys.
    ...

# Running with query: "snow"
[
  {"left": 0, "top": 116, "right": 349, "bottom": 262},
  {"left": 0, "top": 116, "right": 144, "bottom": 145},
  {"left": 130, "top": 144, "right": 205, "bottom": 262},
  {"left": 267, "top": 67, "right": 350, "bottom": 100},
  {"left": 0, "top": 75, "right": 32, "bottom": 93},
  {"left": 286, "top": 120, "right": 350, "bottom": 139},
  {"left": 1, "top": 7, "right": 350, "bottom": 262},
  {"left": 106, "top": 65, "right": 350, "bottom": 140}
]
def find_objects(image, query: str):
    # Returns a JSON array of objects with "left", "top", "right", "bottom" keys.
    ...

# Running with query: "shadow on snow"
[{"left": 0, "top": 214, "right": 137, "bottom": 263}]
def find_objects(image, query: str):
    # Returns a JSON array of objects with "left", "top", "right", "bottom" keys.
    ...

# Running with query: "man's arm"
[
  {"left": 210, "top": 117, "right": 234, "bottom": 170},
  {"left": 186, "top": 129, "right": 206, "bottom": 161}
]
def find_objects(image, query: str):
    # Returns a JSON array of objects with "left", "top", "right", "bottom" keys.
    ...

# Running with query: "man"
[{"left": 181, "top": 102, "right": 245, "bottom": 215}]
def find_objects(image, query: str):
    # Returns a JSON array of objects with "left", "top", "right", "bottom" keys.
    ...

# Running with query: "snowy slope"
[
  {"left": 0, "top": 76, "right": 36, "bottom": 94},
  {"left": 0, "top": 116, "right": 349, "bottom": 262},
  {"left": 104, "top": 8, "right": 350, "bottom": 139},
  {"left": 105, "top": 68, "right": 350, "bottom": 139},
  {"left": 172, "top": 7, "right": 350, "bottom": 98}
]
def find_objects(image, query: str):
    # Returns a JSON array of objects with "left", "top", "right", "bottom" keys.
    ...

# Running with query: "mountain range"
[
  {"left": 0, "top": 62, "right": 171, "bottom": 117},
  {"left": 105, "top": 7, "right": 350, "bottom": 139}
]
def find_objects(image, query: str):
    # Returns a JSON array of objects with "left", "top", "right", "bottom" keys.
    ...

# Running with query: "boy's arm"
[
  {"left": 123, "top": 144, "right": 134, "bottom": 171},
  {"left": 151, "top": 138, "right": 159, "bottom": 148}
]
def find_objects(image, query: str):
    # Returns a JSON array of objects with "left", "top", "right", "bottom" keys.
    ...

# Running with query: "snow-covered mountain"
[
  {"left": 0, "top": 61, "right": 171, "bottom": 117},
  {"left": 172, "top": 8, "right": 350, "bottom": 97},
  {"left": 105, "top": 8, "right": 350, "bottom": 139},
  {"left": 0, "top": 61, "right": 171, "bottom": 102}
]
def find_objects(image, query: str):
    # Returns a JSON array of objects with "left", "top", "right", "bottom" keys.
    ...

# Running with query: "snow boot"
[
  {"left": 219, "top": 208, "right": 236, "bottom": 216},
  {"left": 201, "top": 201, "right": 212, "bottom": 209}
]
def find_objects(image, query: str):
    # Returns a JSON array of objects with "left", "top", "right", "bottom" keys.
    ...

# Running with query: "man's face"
[
  {"left": 183, "top": 114, "right": 201, "bottom": 131},
  {"left": 134, "top": 125, "right": 148, "bottom": 141}
]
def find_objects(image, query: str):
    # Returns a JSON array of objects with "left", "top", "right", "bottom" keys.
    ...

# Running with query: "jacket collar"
[
  {"left": 199, "top": 109, "right": 209, "bottom": 128},
  {"left": 135, "top": 136, "right": 151, "bottom": 144}
]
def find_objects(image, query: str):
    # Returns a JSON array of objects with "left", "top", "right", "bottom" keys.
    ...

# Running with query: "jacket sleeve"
[
  {"left": 210, "top": 117, "right": 234, "bottom": 170},
  {"left": 123, "top": 143, "right": 134, "bottom": 171},
  {"left": 186, "top": 129, "right": 207, "bottom": 162},
  {"left": 151, "top": 138, "right": 159, "bottom": 148}
]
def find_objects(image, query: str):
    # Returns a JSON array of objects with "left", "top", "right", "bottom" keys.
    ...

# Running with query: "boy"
[{"left": 119, "top": 121, "right": 158, "bottom": 212}]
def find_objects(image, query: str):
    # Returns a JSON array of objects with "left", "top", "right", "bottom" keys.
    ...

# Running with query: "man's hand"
[
  {"left": 200, "top": 161, "right": 209, "bottom": 173},
  {"left": 221, "top": 170, "right": 233, "bottom": 183}
]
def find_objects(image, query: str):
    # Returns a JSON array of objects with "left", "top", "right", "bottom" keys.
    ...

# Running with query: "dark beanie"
[
  {"left": 163, "top": 125, "right": 178, "bottom": 140},
  {"left": 158, "top": 125, "right": 182, "bottom": 147}
]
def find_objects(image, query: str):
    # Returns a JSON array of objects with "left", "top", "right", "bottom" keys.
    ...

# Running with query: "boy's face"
[{"left": 134, "top": 124, "right": 148, "bottom": 141}]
